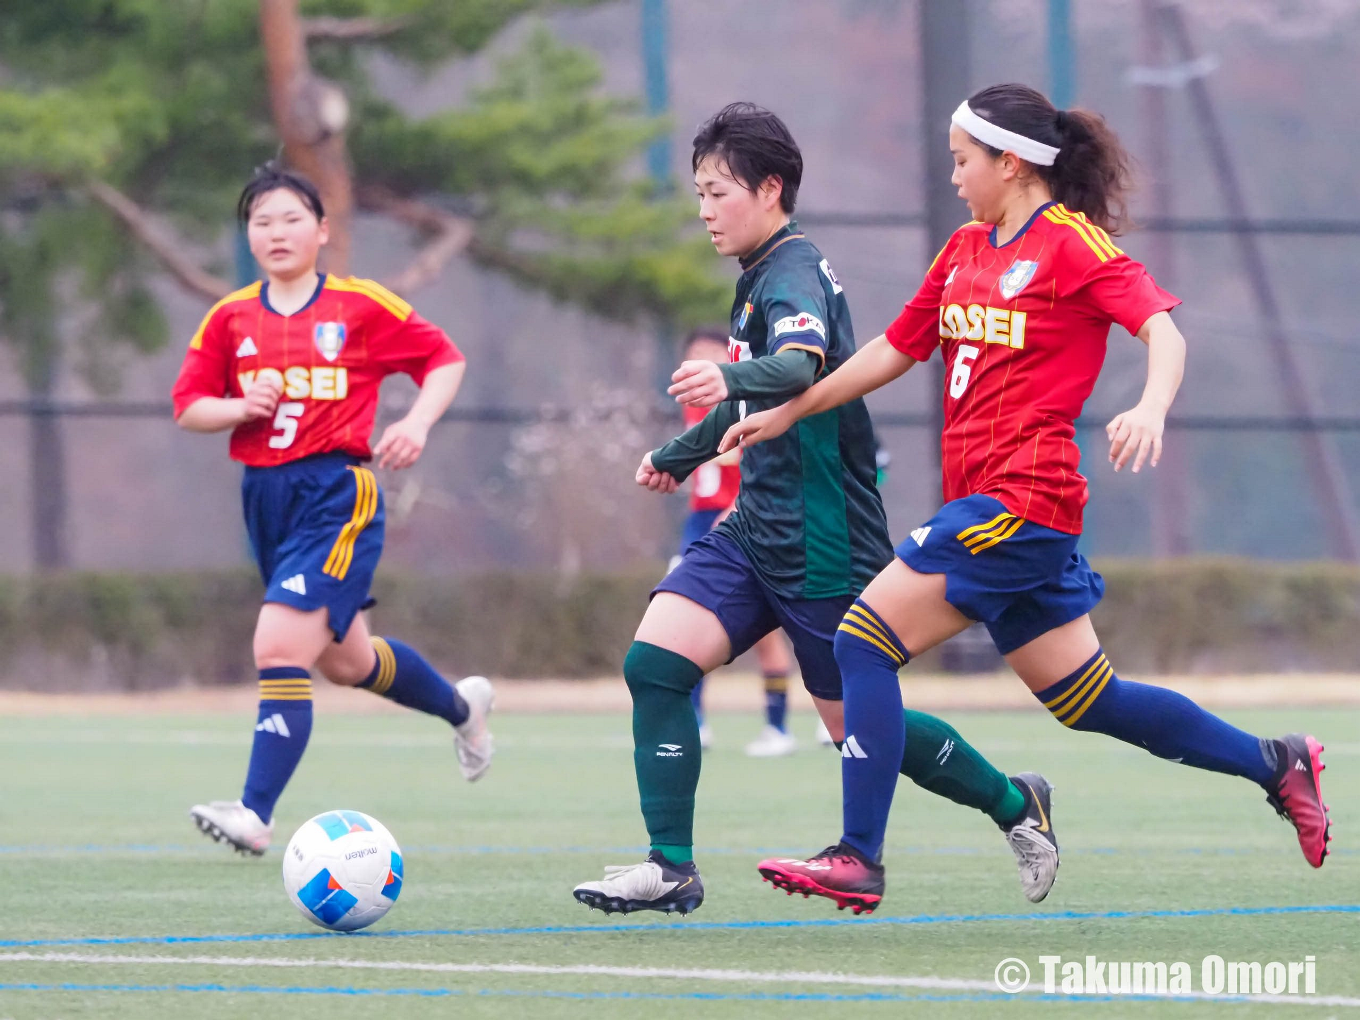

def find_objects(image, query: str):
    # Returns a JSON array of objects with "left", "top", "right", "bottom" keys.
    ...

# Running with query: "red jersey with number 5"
[
  {"left": 885, "top": 203, "right": 1179, "bottom": 534},
  {"left": 171, "top": 274, "right": 463, "bottom": 467},
  {"left": 683, "top": 404, "right": 742, "bottom": 511}
]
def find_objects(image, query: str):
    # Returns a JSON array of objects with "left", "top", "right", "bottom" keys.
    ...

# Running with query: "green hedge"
[{"left": 3, "top": 560, "right": 1359, "bottom": 690}]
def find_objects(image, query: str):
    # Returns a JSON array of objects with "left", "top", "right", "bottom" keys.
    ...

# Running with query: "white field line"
[{"left": 1, "top": 951, "right": 1358, "bottom": 1008}]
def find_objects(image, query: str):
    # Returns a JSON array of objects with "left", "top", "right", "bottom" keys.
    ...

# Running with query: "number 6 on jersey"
[{"left": 950, "top": 344, "right": 980, "bottom": 399}]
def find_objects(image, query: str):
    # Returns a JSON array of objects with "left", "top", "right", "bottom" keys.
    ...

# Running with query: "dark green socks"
[
  {"left": 898, "top": 709, "right": 1026, "bottom": 826},
  {"left": 623, "top": 641, "right": 706, "bottom": 864}
]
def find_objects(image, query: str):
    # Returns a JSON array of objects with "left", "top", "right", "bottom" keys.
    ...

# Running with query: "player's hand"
[
  {"left": 1106, "top": 402, "right": 1166, "bottom": 473},
  {"left": 636, "top": 452, "right": 679, "bottom": 494},
  {"left": 242, "top": 375, "right": 282, "bottom": 422},
  {"left": 374, "top": 416, "right": 430, "bottom": 471},
  {"left": 718, "top": 405, "right": 795, "bottom": 454},
  {"left": 668, "top": 360, "right": 728, "bottom": 408}
]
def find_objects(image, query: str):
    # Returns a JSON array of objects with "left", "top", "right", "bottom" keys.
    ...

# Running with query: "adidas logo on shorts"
[{"left": 280, "top": 574, "right": 307, "bottom": 596}]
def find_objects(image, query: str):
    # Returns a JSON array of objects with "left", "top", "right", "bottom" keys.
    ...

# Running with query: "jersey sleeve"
[
  {"left": 762, "top": 265, "right": 830, "bottom": 369},
  {"left": 171, "top": 306, "right": 233, "bottom": 418},
  {"left": 367, "top": 305, "right": 465, "bottom": 385},
  {"left": 885, "top": 230, "right": 963, "bottom": 362},
  {"left": 1074, "top": 254, "right": 1181, "bottom": 336}
]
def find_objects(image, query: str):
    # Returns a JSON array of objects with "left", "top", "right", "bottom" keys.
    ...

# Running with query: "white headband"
[{"left": 951, "top": 101, "right": 1060, "bottom": 166}]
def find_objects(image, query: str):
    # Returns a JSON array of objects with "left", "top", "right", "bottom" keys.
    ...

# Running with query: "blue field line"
[
  {"left": 0, "top": 980, "right": 1278, "bottom": 1006},
  {"left": 4, "top": 904, "right": 1357, "bottom": 950},
  {"left": 1, "top": 840, "right": 1350, "bottom": 859}
]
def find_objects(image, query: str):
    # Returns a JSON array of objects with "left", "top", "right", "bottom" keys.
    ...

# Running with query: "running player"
[
  {"left": 722, "top": 84, "right": 1330, "bottom": 913},
  {"left": 571, "top": 104, "right": 1055, "bottom": 916},
  {"left": 172, "top": 165, "right": 495, "bottom": 856},
  {"left": 674, "top": 326, "right": 800, "bottom": 758}
]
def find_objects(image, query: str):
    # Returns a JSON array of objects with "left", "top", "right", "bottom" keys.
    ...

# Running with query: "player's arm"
[
  {"left": 668, "top": 349, "right": 820, "bottom": 408},
  {"left": 373, "top": 360, "right": 465, "bottom": 470},
  {"left": 176, "top": 381, "right": 280, "bottom": 433},
  {"left": 1106, "top": 310, "right": 1185, "bottom": 473},
  {"left": 367, "top": 296, "right": 467, "bottom": 470},
  {"left": 172, "top": 306, "right": 280, "bottom": 432},
  {"left": 719, "top": 238, "right": 958, "bottom": 452},
  {"left": 717, "top": 336, "right": 913, "bottom": 453},
  {"left": 641, "top": 401, "right": 742, "bottom": 493},
  {"left": 1077, "top": 250, "right": 1185, "bottom": 474}
]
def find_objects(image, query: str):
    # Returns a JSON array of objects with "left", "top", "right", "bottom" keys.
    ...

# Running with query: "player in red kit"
[
  {"left": 724, "top": 84, "right": 1329, "bottom": 913},
  {"left": 172, "top": 166, "right": 494, "bottom": 857}
]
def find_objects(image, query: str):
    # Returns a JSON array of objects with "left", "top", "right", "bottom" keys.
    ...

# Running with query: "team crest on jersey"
[
  {"left": 313, "top": 322, "right": 347, "bottom": 362},
  {"left": 999, "top": 260, "right": 1039, "bottom": 300},
  {"left": 738, "top": 301, "right": 753, "bottom": 331}
]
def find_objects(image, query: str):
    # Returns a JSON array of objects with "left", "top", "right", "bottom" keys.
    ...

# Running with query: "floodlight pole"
[
  {"left": 920, "top": 0, "right": 972, "bottom": 506},
  {"left": 1156, "top": 2, "right": 1360, "bottom": 561}
]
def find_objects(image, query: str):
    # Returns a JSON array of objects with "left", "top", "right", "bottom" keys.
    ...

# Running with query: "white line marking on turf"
[{"left": 2, "top": 952, "right": 1358, "bottom": 1007}]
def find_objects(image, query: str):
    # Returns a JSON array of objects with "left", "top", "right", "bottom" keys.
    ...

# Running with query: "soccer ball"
[{"left": 282, "top": 810, "right": 404, "bottom": 932}]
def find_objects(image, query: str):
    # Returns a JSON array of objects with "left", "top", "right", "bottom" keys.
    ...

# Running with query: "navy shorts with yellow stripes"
[
  {"left": 896, "top": 494, "right": 1104, "bottom": 655},
  {"left": 653, "top": 529, "right": 852, "bottom": 701},
  {"left": 242, "top": 452, "right": 384, "bottom": 642}
]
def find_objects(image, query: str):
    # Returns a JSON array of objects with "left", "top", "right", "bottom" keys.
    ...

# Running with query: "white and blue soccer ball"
[{"left": 282, "top": 810, "right": 404, "bottom": 932}]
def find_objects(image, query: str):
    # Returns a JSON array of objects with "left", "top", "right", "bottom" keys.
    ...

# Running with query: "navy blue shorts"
[
  {"left": 242, "top": 452, "right": 385, "bottom": 642},
  {"left": 653, "top": 529, "right": 852, "bottom": 700},
  {"left": 678, "top": 508, "right": 723, "bottom": 557},
  {"left": 896, "top": 494, "right": 1104, "bottom": 655}
]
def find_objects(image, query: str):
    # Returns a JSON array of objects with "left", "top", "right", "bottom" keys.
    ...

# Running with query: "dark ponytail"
[{"left": 965, "top": 83, "right": 1134, "bottom": 236}]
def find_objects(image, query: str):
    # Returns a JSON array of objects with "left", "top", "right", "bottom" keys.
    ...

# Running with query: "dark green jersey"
[{"left": 717, "top": 222, "right": 892, "bottom": 599}]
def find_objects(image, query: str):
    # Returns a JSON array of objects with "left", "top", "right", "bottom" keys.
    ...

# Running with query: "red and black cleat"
[
  {"left": 757, "top": 843, "right": 885, "bottom": 915},
  {"left": 1266, "top": 733, "right": 1332, "bottom": 868}
]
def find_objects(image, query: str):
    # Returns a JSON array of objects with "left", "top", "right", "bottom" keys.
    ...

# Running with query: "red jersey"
[
  {"left": 886, "top": 203, "right": 1179, "bottom": 533},
  {"left": 172, "top": 274, "right": 463, "bottom": 467},
  {"left": 684, "top": 404, "right": 742, "bottom": 511}
]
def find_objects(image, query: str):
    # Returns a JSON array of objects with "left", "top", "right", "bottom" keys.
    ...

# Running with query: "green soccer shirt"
[{"left": 714, "top": 222, "right": 893, "bottom": 599}]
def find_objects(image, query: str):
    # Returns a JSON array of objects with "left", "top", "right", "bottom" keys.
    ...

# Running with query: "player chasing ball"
[
  {"left": 721, "top": 83, "right": 1331, "bottom": 914},
  {"left": 172, "top": 165, "right": 495, "bottom": 856},
  {"left": 573, "top": 103, "right": 1068, "bottom": 917}
]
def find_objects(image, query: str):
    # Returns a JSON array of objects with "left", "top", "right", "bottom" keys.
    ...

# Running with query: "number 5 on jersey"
[
  {"left": 950, "top": 344, "right": 980, "bottom": 399},
  {"left": 270, "top": 402, "right": 305, "bottom": 449}
]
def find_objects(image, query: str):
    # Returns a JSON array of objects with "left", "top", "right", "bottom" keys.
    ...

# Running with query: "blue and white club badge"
[
  {"left": 314, "top": 321, "right": 347, "bottom": 362},
  {"left": 999, "top": 260, "right": 1039, "bottom": 300}
]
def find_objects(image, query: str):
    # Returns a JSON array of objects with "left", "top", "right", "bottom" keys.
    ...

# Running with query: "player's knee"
[
  {"left": 833, "top": 601, "right": 910, "bottom": 674},
  {"left": 623, "top": 641, "right": 704, "bottom": 697},
  {"left": 1035, "top": 651, "right": 1121, "bottom": 732},
  {"left": 310, "top": 638, "right": 377, "bottom": 688}
]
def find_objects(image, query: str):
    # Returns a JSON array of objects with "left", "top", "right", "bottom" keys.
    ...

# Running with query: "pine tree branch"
[
  {"left": 86, "top": 181, "right": 231, "bottom": 302},
  {"left": 358, "top": 187, "right": 476, "bottom": 295},
  {"left": 302, "top": 16, "right": 415, "bottom": 41}
]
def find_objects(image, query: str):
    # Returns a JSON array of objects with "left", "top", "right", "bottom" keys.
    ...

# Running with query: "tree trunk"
[{"left": 258, "top": 0, "right": 355, "bottom": 276}]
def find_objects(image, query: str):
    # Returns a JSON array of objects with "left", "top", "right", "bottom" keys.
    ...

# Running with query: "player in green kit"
[{"left": 571, "top": 104, "right": 1058, "bottom": 916}]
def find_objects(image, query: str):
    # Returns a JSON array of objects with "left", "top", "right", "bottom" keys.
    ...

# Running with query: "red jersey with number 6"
[
  {"left": 885, "top": 202, "right": 1179, "bottom": 534},
  {"left": 171, "top": 274, "right": 463, "bottom": 467}
]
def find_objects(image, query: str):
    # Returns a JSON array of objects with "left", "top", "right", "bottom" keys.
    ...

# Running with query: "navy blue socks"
[{"left": 1035, "top": 649, "right": 1274, "bottom": 785}]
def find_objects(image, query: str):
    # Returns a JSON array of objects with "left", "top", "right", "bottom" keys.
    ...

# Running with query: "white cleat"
[
  {"left": 1002, "top": 772, "right": 1059, "bottom": 903},
  {"left": 815, "top": 719, "right": 835, "bottom": 747},
  {"left": 698, "top": 723, "right": 713, "bottom": 750},
  {"left": 189, "top": 799, "right": 272, "bottom": 857},
  {"left": 745, "top": 724, "right": 797, "bottom": 758},
  {"left": 454, "top": 675, "right": 495, "bottom": 782},
  {"left": 572, "top": 850, "right": 704, "bottom": 915}
]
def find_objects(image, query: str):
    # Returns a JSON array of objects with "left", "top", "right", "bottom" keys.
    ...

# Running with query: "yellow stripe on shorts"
[{"left": 324, "top": 467, "right": 378, "bottom": 581}]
